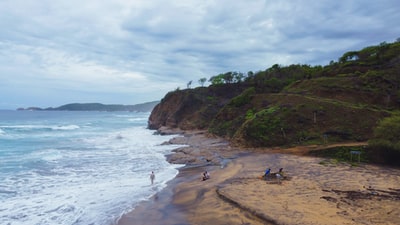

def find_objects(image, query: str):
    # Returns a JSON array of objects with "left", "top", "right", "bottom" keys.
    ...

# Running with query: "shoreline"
[
  {"left": 117, "top": 129, "right": 243, "bottom": 225},
  {"left": 117, "top": 129, "right": 400, "bottom": 225}
]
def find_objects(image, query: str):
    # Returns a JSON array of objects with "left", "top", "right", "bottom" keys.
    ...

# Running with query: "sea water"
[{"left": 0, "top": 110, "right": 183, "bottom": 225}]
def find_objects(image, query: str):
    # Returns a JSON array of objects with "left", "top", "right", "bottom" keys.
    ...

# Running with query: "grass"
[{"left": 310, "top": 146, "right": 368, "bottom": 164}]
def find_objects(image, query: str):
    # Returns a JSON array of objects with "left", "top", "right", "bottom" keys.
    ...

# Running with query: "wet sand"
[{"left": 117, "top": 130, "right": 400, "bottom": 225}]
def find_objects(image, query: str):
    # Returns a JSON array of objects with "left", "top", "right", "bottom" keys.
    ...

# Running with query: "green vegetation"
[
  {"left": 150, "top": 40, "right": 400, "bottom": 166},
  {"left": 367, "top": 115, "right": 400, "bottom": 165},
  {"left": 239, "top": 106, "right": 286, "bottom": 147},
  {"left": 370, "top": 115, "right": 400, "bottom": 149},
  {"left": 228, "top": 87, "right": 255, "bottom": 107},
  {"left": 310, "top": 146, "right": 368, "bottom": 165},
  {"left": 198, "top": 78, "right": 207, "bottom": 87},
  {"left": 209, "top": 71, "right": 245, "bottom": 85}
]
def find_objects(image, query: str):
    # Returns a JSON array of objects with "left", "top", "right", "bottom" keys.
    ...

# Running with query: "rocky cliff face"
[
  {"left": 148, "top": 90, "right": 198, "bottom": 129},
  {"left": 148, "top": 78, "right": 393, "bottom": 148},
  {"left": 148, "top": 84, "right": 249, "bottom": 130}
]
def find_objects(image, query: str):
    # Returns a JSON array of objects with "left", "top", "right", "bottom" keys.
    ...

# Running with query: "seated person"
[
  {"left": 278, "top": 168, "right": 284, "bottom": 176},
  {"left": 202, "top": 171, "right": 210, "bottom": 181},
  {"left": 276, "top": 168, "right": 285, "bottom": 180},
  {"left": 264, "top": 168, "right": 271, "bottom": 179}
]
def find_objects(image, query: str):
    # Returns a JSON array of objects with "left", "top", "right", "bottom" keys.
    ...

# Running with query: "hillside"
[{"left": 149, "top": 41, "right": 400, "bottom": 165}]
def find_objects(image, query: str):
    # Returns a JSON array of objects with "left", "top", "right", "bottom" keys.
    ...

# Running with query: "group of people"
[
  {"left": 152, "top": 166, "right": 282, "bottom": 184},
  {"left": 151, "top": 166, "right": 283, "bottom": 185},
  {"left": 263, "top": 167, "right": 284, "bottom": 180}
]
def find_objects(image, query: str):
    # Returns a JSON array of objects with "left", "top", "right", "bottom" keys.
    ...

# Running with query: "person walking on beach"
[{"left": 150, "top": 171, "right": 155, "bottom": 185}]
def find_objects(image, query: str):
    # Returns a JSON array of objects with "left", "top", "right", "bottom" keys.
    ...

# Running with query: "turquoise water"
[{"left": 0, "top": 110, "right": 183, "bottom": 225}]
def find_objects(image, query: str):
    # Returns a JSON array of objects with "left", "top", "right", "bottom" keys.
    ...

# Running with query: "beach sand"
[{"left": 117, "top": 130, "right": 400, "bottom": 225}]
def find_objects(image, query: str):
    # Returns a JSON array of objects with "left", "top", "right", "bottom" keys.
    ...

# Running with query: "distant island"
[{"left": 17, "top": 101, "right": 160, "bottom": 112}]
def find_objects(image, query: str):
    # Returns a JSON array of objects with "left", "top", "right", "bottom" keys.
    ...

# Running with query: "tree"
[
  {"left": 368, "top": 115, "right": 400, "bottom": 164},
  {"left": 245, "top": 71, "right": 254, "bottom": 82},
  {"left": 232, "top": 72, "right": 244, "bottom": 83},
  {"left": 209, "top": 74, "right": 225, "bottom": 85},
  {"left": 198, "top": 78, "right": 207, "bottom": 87},
  {"left": 223, "top": 72, "right": 234, "bottom": 83},
  {"left": 187, "top": 80, "right": 192, "bottom": 89},
  {"left": 339, "top": 51, "right": 359, "bottom": 63},
  {"left": 369, "top": 115, "right": 400, "bottom": 150}
]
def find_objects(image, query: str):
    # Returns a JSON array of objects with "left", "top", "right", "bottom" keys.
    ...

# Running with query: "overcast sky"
[{"left": 1, "top": 0, "right": 399, "bottom": 109}]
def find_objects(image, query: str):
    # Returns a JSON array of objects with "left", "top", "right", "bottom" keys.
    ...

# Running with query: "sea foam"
[{"left": 0, "top": 110, "right": 183, "bottom": 225}]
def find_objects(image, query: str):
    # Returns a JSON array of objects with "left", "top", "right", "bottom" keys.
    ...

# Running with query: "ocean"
[{"left": 0, "top": 110, "right": 184, "bottom": 225}]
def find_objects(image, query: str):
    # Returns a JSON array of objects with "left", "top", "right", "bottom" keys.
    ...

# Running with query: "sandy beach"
[{"left": 117, "top": 130, "right": 400, "bottom": 225}]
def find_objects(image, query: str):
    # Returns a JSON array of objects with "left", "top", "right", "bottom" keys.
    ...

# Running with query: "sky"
[{"left": 1, "top": 0, "right": 399, "bottom": 109}]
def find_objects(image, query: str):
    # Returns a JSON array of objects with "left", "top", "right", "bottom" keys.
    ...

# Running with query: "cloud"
[{"left": 1, "top": 0, "right": 400, "bottom": 109}]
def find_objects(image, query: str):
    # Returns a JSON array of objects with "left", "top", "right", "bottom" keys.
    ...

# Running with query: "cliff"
[
  {"left": 148, "top": 41, "right": 400, "bottom": 164},
  {"left": 148, "top": 84, "right": 249, "bottom": 130}
]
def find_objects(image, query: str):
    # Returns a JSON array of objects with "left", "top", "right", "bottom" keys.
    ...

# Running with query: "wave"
[
  {"left": 128, "top": 117, "right": 148, "bottom": 122},
  {"left": 51, "top": 125, "right": 80, "bottom": 130},
  {"left": 0, "top": 124, "right": 80, "bottom": 131},
  {"left": 29, "top": 149, "right": 64, "bottom": 162},
  {"left": 0, "top": 111, "right": 183, "bottom": 225}
]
